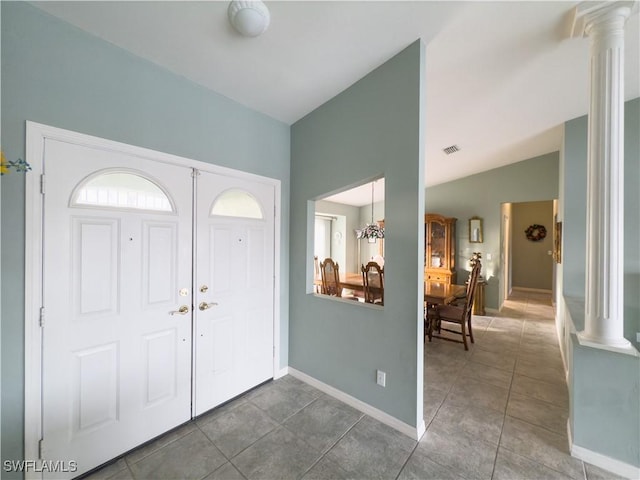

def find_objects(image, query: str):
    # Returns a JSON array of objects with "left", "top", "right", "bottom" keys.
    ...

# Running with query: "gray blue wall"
[
  {"left": 562, "top": 98, "right": 640, "bottom": 343},
  {"left": 571, "top": 334, "right": 640, "bottom": 468},
  {"left": 623, "top": 99, "right": 640, "bottom": 344},
  {"left": 1, "top": 3, "right": 290, "bottom": 471},
  {"left": 425, "top": 152, "right": 559, "bottom": 309},
  {"left": 562, "top": 98, "right": 640, "bottom": 468},
  {"left": 289, "top": 40, "right": 426, "bottom": 428},
  {"left": 562, "top": 116, "right": 589, "bottom": 302}
]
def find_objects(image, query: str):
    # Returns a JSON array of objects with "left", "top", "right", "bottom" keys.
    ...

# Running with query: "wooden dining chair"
[
  {"left": 361, "top": 261, "right": 384, "bottom": 305},
  {"left": 319, "top": 258, "right": 342, "bottom": 297},
  {"left": 313, "top": 256, "right": 322, "bottom": 293},
  {"left": 444, "top": 259, "right": 482, "bottom": 307},
  {"left": 426, "top": 262, "right": 481, "bottom": 350}
]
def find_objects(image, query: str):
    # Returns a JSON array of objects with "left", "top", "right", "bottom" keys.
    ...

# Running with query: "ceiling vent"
[{"left": 443, "top": 145, "right": 460, "bottom": 155}]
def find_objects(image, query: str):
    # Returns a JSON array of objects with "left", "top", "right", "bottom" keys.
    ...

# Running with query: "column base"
[{"left": 577, "top": 331, "right": 639, "bottom": 356}]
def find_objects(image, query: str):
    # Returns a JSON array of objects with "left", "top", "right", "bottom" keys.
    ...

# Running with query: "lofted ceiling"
[{"left": 32, "top": 1, "right": 640, "bottom": 205}]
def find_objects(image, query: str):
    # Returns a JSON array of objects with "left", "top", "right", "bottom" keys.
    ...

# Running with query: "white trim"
[
  {"left": 274, "top": 367, "right": 289, "bottom": 380},
  {"left": 570, "top": 1, "right": 636, "bottom": 38},
  {"left": 24, "top": 123, "right": 45, "bottom": 480},
  {"left": 24, "top": 121, "right": 283, "bottom": 470},
  {"left": 556, "top": 296, "right": 568, "bottom": 375},
  {"left": 272, "top": 183, "right": 282, "bottom": 380},
  {"left": 571, "top": 442, "right": 640, "bottom": 480},
  {"left": 576, "top": 333, "right": 639, "bottom": 357},
  {"left": 27, "top": 122, "right": 277, "bottom": 184},
  {"left": 288, "top": 367, "right": 426, "bottom": 441},
  {"left": 511, "top": 287, "right": 553, "bottom": 294}
]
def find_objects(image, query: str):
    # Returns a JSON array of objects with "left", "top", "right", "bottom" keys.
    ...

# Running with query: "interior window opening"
[{"left": 312, "top": 178, "right": 385, "bottom": 306}]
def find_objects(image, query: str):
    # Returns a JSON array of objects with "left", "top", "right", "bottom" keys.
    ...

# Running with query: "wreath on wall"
[{"left": 525, "top": 224, "right": 547, "bottom": 242}]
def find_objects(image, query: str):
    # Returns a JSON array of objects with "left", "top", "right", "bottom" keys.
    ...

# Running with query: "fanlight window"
[
  {"left": 211, "top": 189, "right": 263, "bottom": 219},
  {"left": 71, "top": 171, "right": 174, "bottom": 212}
]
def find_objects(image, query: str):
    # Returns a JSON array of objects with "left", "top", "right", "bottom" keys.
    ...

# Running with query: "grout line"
[
  {"left": 394, "top": 440, "right": 421, "bottom": 480},
  {"left": 122, "top": 421, "right": 198, "bottom": 469},
  {"left": 491, "top": 292, "right": 559, "bottom": 479},
  {"left": 502, "top": 414, "right": 570, "bottom": 440},
  {"left": 298, "top": 412, "right": 365, "bottom": 479},
  {"left": 581, "top": 456, "right": 589, "bottom": 480},
  {"left": 499, "top": 443, "right": 586, "bottom": 480},
  {"left": 194, "top": 421, "right": 243, "bottom": 463}
]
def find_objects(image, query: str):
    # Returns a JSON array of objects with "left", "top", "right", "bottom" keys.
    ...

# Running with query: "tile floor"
[{"left": 84, "top": 290, "right": 625, "bottom": 480}]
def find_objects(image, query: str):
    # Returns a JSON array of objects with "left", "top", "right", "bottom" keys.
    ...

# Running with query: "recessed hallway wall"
[{"left": 511, "top": 200, "right": 554, "bottom": 290}]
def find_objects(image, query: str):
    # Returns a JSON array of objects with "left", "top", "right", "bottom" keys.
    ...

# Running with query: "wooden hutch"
[{"left": 425, "top": 214, "right": 457, "bottom": 285}]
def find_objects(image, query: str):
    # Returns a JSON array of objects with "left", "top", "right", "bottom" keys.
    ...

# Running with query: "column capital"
[{"left": 570, "top": 1, "right": 636, "bottom": 38}]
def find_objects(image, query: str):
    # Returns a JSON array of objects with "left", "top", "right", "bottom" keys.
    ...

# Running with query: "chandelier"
[{"left": 356, "top": 181, "right": 384, "bottom": 243}]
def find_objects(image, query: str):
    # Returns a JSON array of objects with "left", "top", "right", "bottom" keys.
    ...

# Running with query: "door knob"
[
  {"left": 169, "top": 305, "right": 190, "bottom": 315},
  {"left": 199, "top": 301, "right": 218, "bottom": 311}
]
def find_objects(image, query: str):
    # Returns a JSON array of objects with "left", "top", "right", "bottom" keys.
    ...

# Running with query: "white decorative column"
[{"left": 571, "top": 2, "right": 634, "bottom": 350}]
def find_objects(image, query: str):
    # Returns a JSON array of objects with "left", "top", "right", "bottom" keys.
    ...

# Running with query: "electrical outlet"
[
  {"left": 486, "top": 253, "right": 492, "bottom": 261},
  {"left": 636, "top": 332, "right": 640, "bottom": 343},
  {"left": 376, "top": 370, "right": 386, "bottom": 387}
]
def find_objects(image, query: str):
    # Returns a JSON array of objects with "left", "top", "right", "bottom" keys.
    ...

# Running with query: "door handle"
[
  {"left": 169, "top": 305, "right": 190, "bottom": 315},
  {"left": 199, "top": 301, "right": 218, "bottom": 311}
]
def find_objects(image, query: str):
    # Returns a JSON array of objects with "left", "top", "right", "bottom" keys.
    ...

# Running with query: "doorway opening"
[{"left": 500, "top": 200, "right": 555, "bottom": 309}]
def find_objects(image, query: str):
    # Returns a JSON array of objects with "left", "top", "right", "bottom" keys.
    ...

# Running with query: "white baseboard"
[
  {"left": 274, "top": 367, "right": 289, "bottom": 379},
  {"left": 288, "top": 367, "right": 425, "bottom": 441},
  {"left": 571, "top": 442, "right": 640, "bottom": 479},
  {"left": 512, "top": 287, "right": 553, "bottom": 294}
]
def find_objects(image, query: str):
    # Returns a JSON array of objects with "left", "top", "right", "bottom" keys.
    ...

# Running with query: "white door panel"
[
  {"left": 194, "top": 172, "right": 275, "bottom": 415},
  {"left": 42, "top": 140, "right": 192, "bottom": 477}
]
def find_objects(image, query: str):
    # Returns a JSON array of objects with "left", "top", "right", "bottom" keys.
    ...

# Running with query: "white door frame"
[
  {"left": 499, "top": 203, "right": 512, "bottom": 309},
  {"left": 24, "top": 121, "right": 282, "bottom": 476}
]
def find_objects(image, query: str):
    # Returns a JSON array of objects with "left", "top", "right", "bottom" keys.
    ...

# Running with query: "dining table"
[
  {"left": 339, "top": 273, "right": 366, "bottom": 292},
  {"left": 338, "top": 273, "right": 465, "bottom": 305},
  {"left": 424, "top": 281, "right": 466, "bottom": 305}
]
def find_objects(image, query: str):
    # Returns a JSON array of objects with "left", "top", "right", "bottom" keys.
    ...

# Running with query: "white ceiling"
[
  {"left": 32, "top": 1, "right": 640, "bottom": 205},
  {"left": 323, "top": 178, "right": 385, "bottom": 208}
]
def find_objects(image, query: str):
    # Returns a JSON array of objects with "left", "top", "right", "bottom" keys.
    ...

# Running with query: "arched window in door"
[
  {"left": 210, "top": 189, "right": 263, "bottom": 219},
  {"left": 70, "top": 169, "right": 175, "bottom": 213}
]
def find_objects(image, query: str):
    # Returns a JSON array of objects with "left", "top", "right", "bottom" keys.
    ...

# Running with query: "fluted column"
[{"left": 572, "top": 2, "right": 633, "bottom": 349}]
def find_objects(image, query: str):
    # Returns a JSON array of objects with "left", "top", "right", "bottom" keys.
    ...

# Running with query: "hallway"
[
  {"left": 418, "top": 289, "right": 618, "bottom": 479},
  {"left": 84, "top": 290, "right": 621, "bottom": 480}
]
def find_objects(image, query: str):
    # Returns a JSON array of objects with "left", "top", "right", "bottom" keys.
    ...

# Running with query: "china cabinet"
[{"left": 425, "top": 214, "right": 457, "bottom": 285}]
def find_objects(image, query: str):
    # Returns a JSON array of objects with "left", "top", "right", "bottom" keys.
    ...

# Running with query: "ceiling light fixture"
[
  {"left": 356, "top": 181, "right": 384, "bottom": 243},
  {"left": 228, "top": 0, "right": 270, "bottom": 37}
]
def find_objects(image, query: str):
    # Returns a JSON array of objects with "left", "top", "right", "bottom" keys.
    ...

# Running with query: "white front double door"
[{"left": 41, "top": 139, "right": 275, "bottom": 476}]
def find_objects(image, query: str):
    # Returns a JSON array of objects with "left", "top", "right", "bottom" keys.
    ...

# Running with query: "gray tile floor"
[{"left": 85, "top": 290, "right": 625, "bottom": 480}]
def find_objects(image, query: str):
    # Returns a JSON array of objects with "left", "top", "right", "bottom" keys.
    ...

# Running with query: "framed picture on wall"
[{"left": 553, "top": 219, "right": 562, "bottom": 264}]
